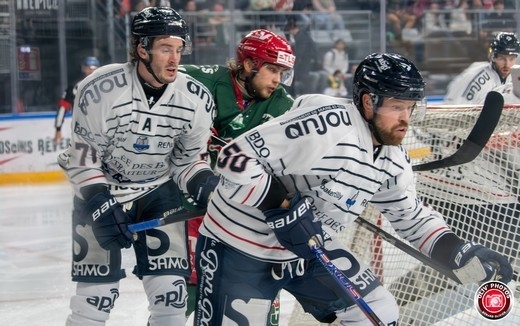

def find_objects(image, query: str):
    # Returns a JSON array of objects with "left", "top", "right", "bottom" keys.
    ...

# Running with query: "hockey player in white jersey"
[
  {"left": 493, "top": 64, "right": 520, "bottom": 102},
  {"left": 444, "top": 32, "right": 520, "bottom": 104},
  {"left": 193, "top": 53, "right": 513, "bottom": 325},
  {"left": 58, "top": 7, "right": 217, "bottom": 326}
]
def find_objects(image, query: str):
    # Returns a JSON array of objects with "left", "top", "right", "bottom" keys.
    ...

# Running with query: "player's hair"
[
  {"left": 129, "top": 7, "right": 191, "bottom": 62},
  {"left": 352, "top": 53, "right": 425, "bottom": 114},
  {"left": 235, "top": 29, "right": 294, "bottom": 71},
  {"left": 489, "top": 32, "right": 520, "bottom": 59}
]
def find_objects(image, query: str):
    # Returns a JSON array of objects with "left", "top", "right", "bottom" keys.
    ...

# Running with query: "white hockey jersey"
[
  {"left": 444, "top": 62, "right": 510, "bottom": 105},
  {"left": 493, "top": 82, "right": 520, "bottom": 103},
  {"left": 58, "top": 63, "right": 216, "bottom": 202},
  {"left": 200, "top": 94, "right": 454, "bottom": 263}
]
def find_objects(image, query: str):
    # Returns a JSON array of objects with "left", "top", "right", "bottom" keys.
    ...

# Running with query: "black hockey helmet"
[
  {"left": 489, "top": 32, "right": 520, "bottom": 59},
  {"left": 131, "top": 7, "right": 191, "bottom": 53},
  {"left": 352, "top": 53, "right": 425, "bottom": 113}
]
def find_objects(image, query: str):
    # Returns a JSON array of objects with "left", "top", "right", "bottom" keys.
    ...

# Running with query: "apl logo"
[{"left": 133, "top": 136, "right": 150, "bottom": 151}]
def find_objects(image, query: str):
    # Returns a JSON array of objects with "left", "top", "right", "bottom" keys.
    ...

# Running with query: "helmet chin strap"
[
  {"left": 367, "top": 118, "right": 385, "bottom": 146},
  {"left": 361, "top": 94, "right": 386, "bottom": 145},
  {"left": 244, "top": 75, "right": 257, "bottom": 98},
  {"left": 491, "top": 59, "right": 508, "bottom": 84},
  {"left": 237, "top": 69, "right": 258, "bottom": 99},
  {"left": 139, "top": 54, "right": 165, "bottom": 86}
]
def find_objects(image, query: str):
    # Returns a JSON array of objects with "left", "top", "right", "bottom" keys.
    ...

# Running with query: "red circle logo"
[{"left": 474, "top": 281, "right": 513, "bottom": 320}]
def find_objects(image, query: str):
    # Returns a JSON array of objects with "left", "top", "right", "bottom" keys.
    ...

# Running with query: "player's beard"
[
  {"left": 372, "top": 116, "right": 408, "bottom": 146},
  {"left": 249, "top": 77, "right": 272, "bottom": 100}
]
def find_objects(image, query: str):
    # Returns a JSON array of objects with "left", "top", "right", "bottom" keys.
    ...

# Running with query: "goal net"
[{"left": 288, "top": 104, "right": 520, "bottom": 325}]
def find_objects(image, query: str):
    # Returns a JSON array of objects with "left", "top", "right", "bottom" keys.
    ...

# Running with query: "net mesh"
[{"left": 288, "top": 104, "right": 520, "bottom": 325}]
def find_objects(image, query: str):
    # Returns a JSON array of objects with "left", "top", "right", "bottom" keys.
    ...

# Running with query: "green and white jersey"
[{"left": 180, "top": 64, "right": 294, "bottom": 165}]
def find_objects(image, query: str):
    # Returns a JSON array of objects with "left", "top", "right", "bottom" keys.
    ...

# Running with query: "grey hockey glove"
[
  {"left": 449, "top": 241, "right": 513, "bottom": 284},
  {"left": 86, "top": 192, "right": 133, "bottom": 251},
  {"left": 264, "top": 195, "right": 324, "bottom": 260},
  {"left": 194, "top": 175, "right": 220, "bottom": 208}
]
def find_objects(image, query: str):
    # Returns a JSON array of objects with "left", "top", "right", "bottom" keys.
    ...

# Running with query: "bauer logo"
[{"left": 474, "top": 281, "right": 513, "bottom": 321}]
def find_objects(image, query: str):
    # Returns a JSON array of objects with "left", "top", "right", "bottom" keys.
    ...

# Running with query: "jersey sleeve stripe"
[
  {"left": 418, "top": 226, "right": 450, "bottom": 252},
  {"left": 205, "top": 212, "right": 287, "bottom": 251}
]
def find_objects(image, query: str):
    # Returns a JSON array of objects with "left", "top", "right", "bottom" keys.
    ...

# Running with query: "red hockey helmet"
[{"left": 236, "top": 29, "right": 295, "bottom": 85}]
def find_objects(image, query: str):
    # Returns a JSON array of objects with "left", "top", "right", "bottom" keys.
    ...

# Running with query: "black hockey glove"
[
  {"left": 86, "top": 191, "right": 133, "bottom": 251},
  {"left": 264, "top": 195, "right": 324, "bottom": 260},
  {"left": 194, "top": 175, "right": 220, "bottom": 208},
  {"left": 449, "top": 241, "right": 513, "bottom": 284}
]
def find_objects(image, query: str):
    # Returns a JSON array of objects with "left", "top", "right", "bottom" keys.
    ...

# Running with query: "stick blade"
[{"left": 412, "top": 91, "right": 504, "bottom": 172}]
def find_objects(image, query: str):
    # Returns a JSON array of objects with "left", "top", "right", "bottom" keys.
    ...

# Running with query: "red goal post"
[{"left": 289, "top": 103, "right": 520, "bottom": 325}]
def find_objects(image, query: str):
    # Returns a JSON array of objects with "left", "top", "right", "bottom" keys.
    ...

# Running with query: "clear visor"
[
  {"left": 276, "top": 51, "right": 295, "bottom": 86},
  {"left": 182, "top": 35, "right": 192, "bottom": 55},
  {"left": 281, "top": 69, "right": 294, "bottom": 86},
  {"left": 146, "top": 35, "right": 192, "bottom": 55},
  {"left": 376, "top": 97, "right": 427, "bottom": 123},
  {"left": 410, "top": 98, "right": 427, "bottom": 122}
]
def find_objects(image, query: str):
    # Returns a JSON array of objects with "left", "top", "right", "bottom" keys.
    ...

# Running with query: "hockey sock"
[
  {"left": 66, "top": 281, "right": 119, "bottom": 326},
  {"left": 142, "top": 275, "right": 188, "bottom": 326}
]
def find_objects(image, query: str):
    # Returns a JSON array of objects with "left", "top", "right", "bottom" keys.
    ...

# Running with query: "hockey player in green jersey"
[
  {"left": 179, "top": 29, "right": 295, "bottom": 325},
  {"left": 180, "top": 29, "right": 295, "bottom": 165}
]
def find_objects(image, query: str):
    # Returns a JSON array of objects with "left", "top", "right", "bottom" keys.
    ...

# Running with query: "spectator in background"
[
  {"left": 249, "top": 0, "right": 295, "bottom": 30},
  {"left": 386, "top": 0, "right": 417, "bottom": 40},
  {"left": 449, "top": 0, "right": 473, "bottom": 36},
  {"left": 54, "top": 56, "right": 100, "bottom": 143},
  {"left": 249, "top": 0, "right": 277, "bottom": 25},
  {"left": 207, "top": 2, "right": 230, "bottom": 53},
  {"left": 285, "top": 18, "right": 320, "bottom": 96},
  {"left": 311, "top": 0, "right": 346, "bottom": 36},
  {"left": 321, "top": 38, "right": 349, "bottom": 96},
  {"left": 423, "top": 1, "right": 448, "bottom": 36},
  {"left": 288, "top": 0, "right": 313, "bottom": 30},
  {"left": 133, "top": 0, "right": 171, "bottom": 11},
  {"left": 323, "top": 69, "right": 348, "bottom": 97},
  {"left": 322, "top": 38, "right": 349, "bottom": 76},
  {"left": 481, "top": 0, "right": 516, "bottom": 32}
]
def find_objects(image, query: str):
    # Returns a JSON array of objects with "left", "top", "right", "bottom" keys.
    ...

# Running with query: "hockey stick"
[
  {"left": 412, "top": 91, "right": 504, "bottom": 171},
  {"left": 128, "top": 209, "right": 206, "bottom": 232},
  {"left": 353, "top": 216, "right": 462, "bottom": 284},
  {"left": 309, "top": 237, "right": 386, "bottom": 326}
]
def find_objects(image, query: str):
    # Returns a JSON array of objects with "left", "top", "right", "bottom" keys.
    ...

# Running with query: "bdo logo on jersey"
[{"left": 474, "top": 281, "right": 513, "bottom": 320}]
